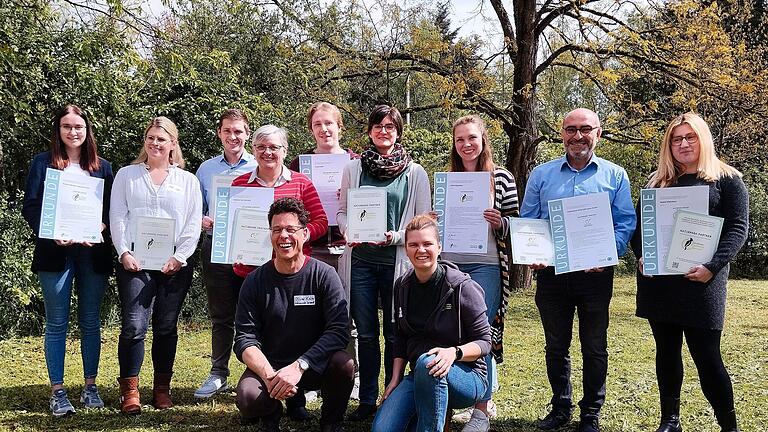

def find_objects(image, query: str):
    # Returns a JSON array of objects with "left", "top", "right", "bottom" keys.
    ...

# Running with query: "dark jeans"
[
  {"left": 236, "top": 351, "right": 355, "bottom": 425},
  {"left": 117, "top": 263, "right": 193, "bottom": 378},
  {"left": 649, "top": 320, "right": 735, "bottom": 415},
  {"left": 535, "top": 267, "right": 613, "bottom": 415},
  {"left": 201, "top": 235, "right": 245, "bottom": 378},
  {"left": 349, "top": 258, "right": 395, "bottom": 405}
]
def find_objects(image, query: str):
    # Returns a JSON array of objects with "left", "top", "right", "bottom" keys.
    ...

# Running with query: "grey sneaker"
[
  {"left": 50, "top": 389, "right": 76, "bottom": 417},
  {"left": 194, "top": 374, "right": 228, "bottom": 399},
  {"left": 461, "top": 409, "right": 490, "bottom": 432},
  {"left": 80, "top": 383, "right": 104, "bottom": 408}
]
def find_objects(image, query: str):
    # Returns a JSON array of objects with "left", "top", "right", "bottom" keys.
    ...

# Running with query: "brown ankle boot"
[
  {"left": 117, "top": 376, "right": 141, "bottom": 415},
  {"left": 152, "top": 372, "right": 173, "bottom": 409}
]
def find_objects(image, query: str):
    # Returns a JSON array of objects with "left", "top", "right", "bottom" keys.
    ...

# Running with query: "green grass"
[{"left": 1, "top": 277, "right": 766, "bottom": 431}]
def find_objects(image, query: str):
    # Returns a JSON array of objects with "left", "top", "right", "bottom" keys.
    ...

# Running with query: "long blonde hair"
[
  {"left": 133, "top": 116, "right": 186, "bottom": 169},
  {"left": 450, "top": 115, "right": 495, "bottom": 172},
  {"left": 647, "top": 112, "right": 740, "bottom": 188}
]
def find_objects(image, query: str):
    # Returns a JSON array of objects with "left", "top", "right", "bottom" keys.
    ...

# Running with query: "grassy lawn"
[{"left": 0, "top": 277, "right": 765, "bottom": 431}]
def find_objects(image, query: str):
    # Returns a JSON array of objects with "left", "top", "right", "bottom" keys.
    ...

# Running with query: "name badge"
[
  {"left": 166, "top": 184, "right": 183, "bottom": 193},
  {"left": 294, "top": 295, "right": 315, "bottom": 306}
]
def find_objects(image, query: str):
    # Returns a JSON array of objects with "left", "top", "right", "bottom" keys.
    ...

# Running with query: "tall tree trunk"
[{"left": 505, "top": 0, "right": 539, "bottom": 291}]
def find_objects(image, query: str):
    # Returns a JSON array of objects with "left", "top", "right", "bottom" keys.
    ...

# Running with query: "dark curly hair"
[{"left": 268, "top": 197, "right": 310, "bottom": 226}]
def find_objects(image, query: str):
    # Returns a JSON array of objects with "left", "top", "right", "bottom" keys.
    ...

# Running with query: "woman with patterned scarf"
[{"left": 337, "top": 105, "right": 432, "bottom": 421}]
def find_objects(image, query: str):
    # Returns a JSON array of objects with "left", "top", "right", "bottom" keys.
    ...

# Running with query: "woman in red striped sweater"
[{"left": 231, "top": 125, "right": 328, "bottom": 278}]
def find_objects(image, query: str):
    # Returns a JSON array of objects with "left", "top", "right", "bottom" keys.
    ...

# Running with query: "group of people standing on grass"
[{"left": 22, "top": 102, "right": 748, "bottom": 432}]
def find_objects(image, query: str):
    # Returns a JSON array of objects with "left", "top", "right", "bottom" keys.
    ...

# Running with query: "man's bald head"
[{"left": 561, "top": 108, "right": 602, "bottom": 170}]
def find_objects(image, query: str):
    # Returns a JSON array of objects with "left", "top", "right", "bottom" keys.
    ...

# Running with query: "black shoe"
[
  {"left": 240, "top": 416, "right": 259, "bottom": 426},
  {"left": 715, "top": 409, "right": 738, "bottom": 432},
  {"left": 320, "top": 422, "right": 344, "bottom": 432},
  {"left": 261, "top": 406, "right": 282, "bottom": 432},
  {"left": 578, "top": 415, "right": 600, "bottom": 432},
  {"left": 538, "top": 408, "right": 572, "bottom": 430},
  {"left": 286, "top": 406, "right": 312, "bottom": 422},
  {"left": 656, "top": 397, "right": 682, "bottom": 432},
  {"left": 346, "top": 403, "right": 376, "bottom": 421}
]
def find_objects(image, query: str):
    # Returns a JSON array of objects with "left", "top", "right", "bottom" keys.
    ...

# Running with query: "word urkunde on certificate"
[
  {"left": 433, "top": 171, "right": 491, "bottom": 254},
  {"left": 299, "top": 153, "right": 350, "bottom": 226},
  {"left": 39, "top": 168, "right": 104, "bottom": 243},
  {"left": 548, "top": 192, "right": 619, "bottom": 274}
]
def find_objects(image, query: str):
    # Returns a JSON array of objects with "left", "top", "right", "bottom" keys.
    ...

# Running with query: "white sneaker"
[
  {"left": 194, "top": 374, "right": 228, "bottom": 399},
  {"left": 460, "top": 409, "right": 490, "bottom": 432}
]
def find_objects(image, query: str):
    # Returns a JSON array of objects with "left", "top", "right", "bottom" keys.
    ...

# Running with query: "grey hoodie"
[{"left": 392, "top": 261, "right": 492, "bottom": 378}]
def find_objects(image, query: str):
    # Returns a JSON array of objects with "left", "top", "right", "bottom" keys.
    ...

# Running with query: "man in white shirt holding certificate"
[{"left": 520, "top": 108, "right": 635, "bottom": 432}]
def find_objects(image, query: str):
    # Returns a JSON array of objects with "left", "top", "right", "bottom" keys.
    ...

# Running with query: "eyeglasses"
[
  {"left": 60, "top": 125, "right": 86, "bottom": 133},
  {"left": 671, "top": 134, "right": 698, "bottom": 146},
  {"left": 371, "top": 124, "right": 397, "bottom": 133},
  {"left": 145, "top": 135, "right": 170, "bottom": 146},
  {"left": 563, "top": 125, "right": 598, "bottom": 136},
  {"left": 254, "top": 145, "right": 285, "bottom": 153},
  {"left": 270, "top": 225, "right": 306, "bottom": 235}
]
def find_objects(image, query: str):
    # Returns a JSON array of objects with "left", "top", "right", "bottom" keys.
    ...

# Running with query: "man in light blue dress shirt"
[
  {"left": 520, "top": 108, "right": 636, "bottom": 432},
  {"left": 193, "top": 109, "right": 258, "bottom": 399}
]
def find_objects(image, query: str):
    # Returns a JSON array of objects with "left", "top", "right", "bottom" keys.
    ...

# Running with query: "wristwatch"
[
  {"left": 297, "top": 357, "right": 309, "bottom": 372},
  {"left": 455, "top": 346, "right": 464, "bottom": 361}
]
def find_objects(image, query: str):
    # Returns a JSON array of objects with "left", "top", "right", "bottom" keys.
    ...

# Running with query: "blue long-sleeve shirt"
[{"left": 520, "top": 155, "right": 636, "bottom": 256}]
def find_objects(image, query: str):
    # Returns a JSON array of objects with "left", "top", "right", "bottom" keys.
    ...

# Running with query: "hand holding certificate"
[
  {"left": 39, "top": 168, "right": 104, "bottom": 243},
  {"left": 433, "top": 172, "right": 491, "bottom": 253},
  {"left": 665, "top": 210, "right": 723, "bottom": 274},
  {"left": 509, "top": 217, "right": 554, "bottom": 266},
  {"left": 346, "top": 187, "right": 387, "bottom": 243},
  {"left": 133, "top": 216, "right": 175, "bottom": 271}
]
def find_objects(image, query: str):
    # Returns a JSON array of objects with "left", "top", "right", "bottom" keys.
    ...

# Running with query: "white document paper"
[
  {"left": 211, "top": 186, "right": 274, "bottom": 264},
  {"left": 433, "top": 172, "right": 491, "bottom": 253},
  {"left": 639, "top": 186, "right": 709, "bottom": 275},
  {"left": 347, "top": 187, "right": 387, "bottom": 242},
  {"left": 38, "top": 168, "right": 104, "bottom": 243},
  {"left": 509, "top": 217, "right": 554, "bottom": 266},
  {"left": 548, "top": 192, "right": 619, "bottom": 274},
  {"left": 133, "top": 216, "right": 175, "bottom": 271},
  {"left": 228, "top": 208, "right": 272, "bottom": 266},
  {"left": 665, "top": 210, "right": 723, "bottom": 274},
  {"left": 299, "top": 153, "right": 349, "bottom": 225}
]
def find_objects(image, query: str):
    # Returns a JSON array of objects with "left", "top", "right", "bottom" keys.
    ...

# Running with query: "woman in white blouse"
[{"left": 109, "top": 116, "right": 202, "bottom": 414}]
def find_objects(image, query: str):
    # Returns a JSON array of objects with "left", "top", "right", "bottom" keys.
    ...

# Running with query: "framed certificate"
[
  {"left": 548, "top": 192, "right": 619, "bottom": 274},
  {"left": 299, "top": 153, "right": 350, "bottom": 225},
  {"left": 639, "top": 186, "right": 709, "bottom": 275},
  {"left": 346, "top": 187, "right": 387, "bottom": 242},
  {"left": 433, "top": 171, "right": 491, "bottom": 253},
  {"left": 509, "top": 217, "right": 554, "bottom": 266},
  {"left": 133, "top": 216, "right": 175, "bottom": 271},
  {"left": 665, "top": 210, "right": 723, "bottom": 274},
  {"left": 228, "top": 208, "right": 272, "bottom": 266},
  {"left": 211, "top": 186, "right": 274, "bottom": 264},
  {"left": 39, "top": 168, "right": 104, "bottom": 243}
]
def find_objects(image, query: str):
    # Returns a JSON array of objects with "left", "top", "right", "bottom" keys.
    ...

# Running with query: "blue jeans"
[
  {"left": 38, "top": 250, "right": 107, "bottom": 385},
  {"left": 349, "top": 258, "right": 395, "bottom": 405},
  {"left": 116, "top": 264, "right": 193, "bottom": 377},
  {"left": 372, "top": 353, "right": 487, "bottom": 432},
  {"left": 456, "top": 263, "right": 500, "bottom": 401}
]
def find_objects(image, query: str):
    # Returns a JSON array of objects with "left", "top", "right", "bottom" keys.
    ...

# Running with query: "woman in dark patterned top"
[
  {"left": 631, "top": 112, "right": 749, "bottom": 432},
  {"left": 439, "top": 115, "right": 519, "bottom": 432}
]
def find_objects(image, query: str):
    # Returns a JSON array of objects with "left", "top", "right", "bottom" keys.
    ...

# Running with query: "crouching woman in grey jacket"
[{"left": 372, "top": 214, "right": 491, "bottom": 432}]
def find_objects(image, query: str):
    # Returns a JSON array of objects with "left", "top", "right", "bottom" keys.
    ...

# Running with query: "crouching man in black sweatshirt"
[{"left": 233, "top": 197, "right": 353, "bottom": 432}]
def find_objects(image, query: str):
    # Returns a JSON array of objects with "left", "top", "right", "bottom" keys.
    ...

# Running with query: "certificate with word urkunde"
[
  {"left": 299, "top": 153, "right": 349, "bottom": 225},
  {"left": 433, "top": 171, "right": 491, "bottom": 253},
  {"left": 133, "top": 216, "right": 175, "bottom": 271},
  {"left": 211, "top": 186, "right": 274, "bottom": 264},
  {"left": 347, "top": 187, "right": 387, "bottom": 242},
  {"left": 509, "top": 217, "right": 554, "bottom": 266},
  {"left": 639, "top": 186, "right": 709, "bottom": 275},
  {"left": 548, "top": 192, "right": 619, "bottom": 274},
  {"left": 39, "top": 168, "right": 104, "bottom": 243},
  {"left": 228, "top": 208, "right": 272, "bottom": 266},
  {"left": 665, "top": 210, "right": 723, "bottom": 274}
]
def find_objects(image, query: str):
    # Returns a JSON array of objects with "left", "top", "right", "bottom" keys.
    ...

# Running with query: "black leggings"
[{"left": 649, "top": 320, "right": 734, "bottom": 414}]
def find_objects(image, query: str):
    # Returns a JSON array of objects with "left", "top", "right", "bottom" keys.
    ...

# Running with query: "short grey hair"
[{"left": 251, "top": 124, "right": 288, "bottom": 148}]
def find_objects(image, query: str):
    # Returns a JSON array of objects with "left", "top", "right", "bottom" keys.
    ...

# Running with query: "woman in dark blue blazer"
[{"left": 22, "top": 104, "right": 114, "bottom": 417}]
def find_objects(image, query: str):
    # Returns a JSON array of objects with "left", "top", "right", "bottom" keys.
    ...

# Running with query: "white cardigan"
[{"left": 336, "top": 159, "right": 432, "bottom": 301}]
